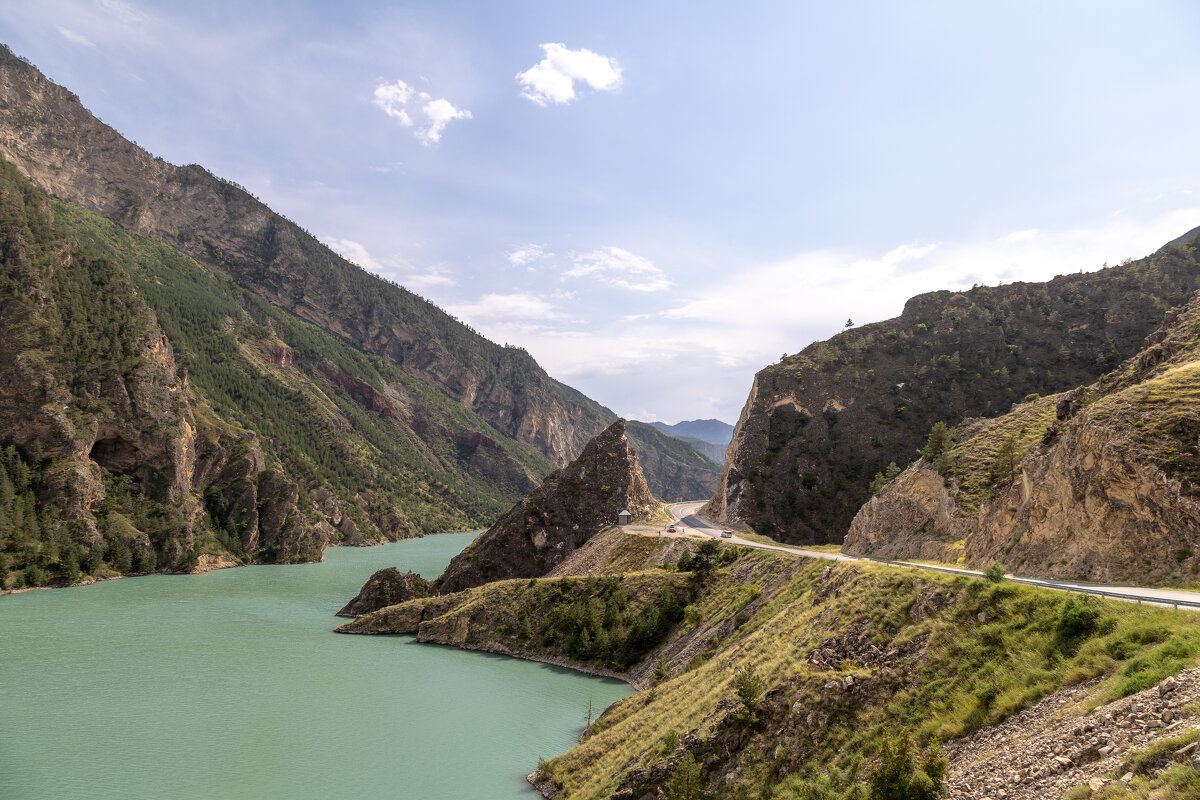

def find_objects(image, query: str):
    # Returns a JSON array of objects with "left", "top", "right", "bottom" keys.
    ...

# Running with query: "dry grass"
[
  {"left": 943, "top": 393, "right": 1059, "bottom": 513},
  {"left": 542, "top": 554, "right": 1200, "bottom": 800}
]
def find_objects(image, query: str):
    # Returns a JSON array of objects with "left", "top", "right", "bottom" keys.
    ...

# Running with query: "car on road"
[
  {"left": 721, "top": 530, "right": 733, "bottom": 538},
  {"left": 667, "top": 524, "right": 676, "bottom": 533}
]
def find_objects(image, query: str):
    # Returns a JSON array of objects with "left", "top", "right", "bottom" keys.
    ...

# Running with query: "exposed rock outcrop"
[
  {"left": 336, "top": 567, "right": 432, "bottom": 617},
  {"left": 845, "top": 291, "right": 1200, "bottom": 584},
  {"left": 0, "top": 156, "right": 330, "bottom": 585},
  {"left": 703, "top": 241, "right": 1200, "bottom": 545},
  {"left": 435, "top": 420, "right": 663, "bottom": 593},
  {"left": 944, "top": 669, "right": 1200, "bottom": 799}
]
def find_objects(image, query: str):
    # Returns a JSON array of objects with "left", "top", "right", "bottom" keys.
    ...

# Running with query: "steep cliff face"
[
  {"left": 706, "top": 240, "right": 1200, "bottom": 544},
  {"left": 0, "top": 159, "right": 331, "bottom": 587},
  {"left": 845, "top": 290, "right": 1200, "bottom": 584},
  {"left": 435, "top": 420, "right": 663, "bottom": 594}
]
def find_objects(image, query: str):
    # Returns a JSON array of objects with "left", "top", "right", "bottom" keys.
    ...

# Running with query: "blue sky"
[{"left": 3, "top": 1, "right": 1200, "bottom": 423}]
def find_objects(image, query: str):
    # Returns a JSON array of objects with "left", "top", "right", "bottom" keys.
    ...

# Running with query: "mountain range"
[{"left": 0, "top": 45, "right": 718, "bottom": 587}]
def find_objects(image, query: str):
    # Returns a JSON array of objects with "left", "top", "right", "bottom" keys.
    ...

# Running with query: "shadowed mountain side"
[
  {"left": 0, "top": 158, "right": 335, "bottom": 584},
  {"left": 706, "top": 237, "right": 1200, "bottom": 545},
  {"left": 435, "top": 420, "right": 663, "bottom": 594},
  {"left": 844, "top": 289, "right": 1200, "bottom": 585}
]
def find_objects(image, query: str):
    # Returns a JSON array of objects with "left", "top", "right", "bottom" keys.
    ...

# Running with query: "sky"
[{"left": 3, "top": 1, "right": 1200, "bottom": 423}]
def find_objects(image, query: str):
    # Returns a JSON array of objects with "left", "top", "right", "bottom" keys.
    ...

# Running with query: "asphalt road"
[{"left": 667, "top": 502, "right": 1200, "bottom": 611}]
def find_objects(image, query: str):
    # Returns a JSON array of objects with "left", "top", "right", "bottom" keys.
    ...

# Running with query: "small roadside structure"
[{"left": 617, "top": 509, "right": 632, "bottom": 525}]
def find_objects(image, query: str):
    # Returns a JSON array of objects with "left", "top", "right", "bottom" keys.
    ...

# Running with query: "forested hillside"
[
  {"left": 0, "top": 45, "right": 719, "bottom": 503},
  {"left": 0, "top": 158, "right": 334, "bottom": 586}
]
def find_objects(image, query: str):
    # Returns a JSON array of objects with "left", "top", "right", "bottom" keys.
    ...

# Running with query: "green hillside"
[{"left": 53, "top": 197, "right": 554, "bottom": 535}]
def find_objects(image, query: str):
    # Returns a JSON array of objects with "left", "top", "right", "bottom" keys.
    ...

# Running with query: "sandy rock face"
[
  {"left": 848, "top": 412, "right": 1200, "bottom": 584},
  {"left": 843, "top": 465, "right": 965, "bottom": 562},
  {"left": 965, "top": 416, "right": 1200, "bottom": 583},
  {"left": 846, "top": 292, "right": 1200, "bottom": 584},
  {"left": 435, "top": 419, "right": 663, "bottom": 593}
]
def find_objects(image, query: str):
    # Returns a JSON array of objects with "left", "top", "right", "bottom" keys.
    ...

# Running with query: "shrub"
[
  {"left": 1056, "top": 596, "right": 1101, "bottom": 642},
  {"left": 868, "top": 729, "right": 947, "bottom": 800},
  {"left": 982, "top": 563, "right": 1005, "bottom": 583},
  {"left": 733, "top": 664, "right": 766, "bottom": 716},
  {"left": 666, "top": 752, "right": 703, "bottom": 800}
]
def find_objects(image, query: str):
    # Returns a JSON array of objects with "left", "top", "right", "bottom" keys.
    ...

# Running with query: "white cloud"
[
  {"left": 404, "top": 270, "right": 456, "bottom": 291},
  {"left": 996, "top": 228, "right": 1038, "bottom": 245},
  {"left": 372, "top": 80, "right": 471, "bottom": 145},
  {"left": 56, "top": 26, "right": 96, "bottom": 47},
  {"left": 373, "top": 80, "right": 415, "bottom": 127},
  {"left": 322, "top": 237, "right": 384, "bottom": 272},
  {"left": 508, "top": 244, "right": 551, "bottom": 266},
  {"left": 565, "top": 247, "right": 670, "bottom": 292},
  {"left": 444, "top": 293, "right": 567, "bottom": 328},
  {"left": 516, "top": 43, "right": 622, "bottom": 106},
  {"left": 419, "top": 97, "right": 472, "bottom": 145}
]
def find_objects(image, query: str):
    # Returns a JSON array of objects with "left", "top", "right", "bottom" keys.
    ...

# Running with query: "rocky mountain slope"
[
  {"left": 435, "top": 419, "right": 664, "bottom": 593},
  {"left": 705, "top": 238, "right": 1200, "bottom": 544},
  {"left": 0, "top": 45, "right": 719, "bottom": 587},
  {"left": 843, "top": 288, "right": 1200, "bottom": 585},
  {"left": 625, "top": 420, "right": 720, "bottom": 500},
  {"left": 0, "top": 45, "right": 718, "bottom": 505},
  {"left": 0, "top": 158, "right": 332, "bottom": 586}
]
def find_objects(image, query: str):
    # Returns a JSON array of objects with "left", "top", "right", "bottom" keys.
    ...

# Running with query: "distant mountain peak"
[{"left": 649, "top": 418, "right": 734, "bottom": 446}]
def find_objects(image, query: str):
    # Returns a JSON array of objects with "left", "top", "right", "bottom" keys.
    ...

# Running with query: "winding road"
[{"left": 668, "top": 502, "right": 1200, "bottom": 611}]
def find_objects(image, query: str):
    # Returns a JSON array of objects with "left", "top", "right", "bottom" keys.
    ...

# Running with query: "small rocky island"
[{"left": 337, "top": 418, "right": 664, "bottom": 619}]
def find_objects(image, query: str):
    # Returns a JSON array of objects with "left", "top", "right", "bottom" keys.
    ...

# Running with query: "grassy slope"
[
  {"left": 53, "top": 198, "right": 554, "bottom": 535},
  {"left": 339, "top": 526, "right": 1200, "bottom": 799},
  {"left": 538, "top": 549, "right": 1200, "bottom": 799}
]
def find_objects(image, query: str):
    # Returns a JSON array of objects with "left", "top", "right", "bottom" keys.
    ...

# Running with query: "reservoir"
[{"left": 0, "top": 532, "right": 630, "bottom": 799}]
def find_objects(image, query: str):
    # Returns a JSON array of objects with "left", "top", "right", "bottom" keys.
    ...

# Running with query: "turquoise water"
[{"left": 0, "top": 533, "right": 630, "bottom": 799}]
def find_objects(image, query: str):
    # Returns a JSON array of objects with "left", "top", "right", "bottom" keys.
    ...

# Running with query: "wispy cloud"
[
  {"left": 372, "top": 79, "right": 471, "bottom": 145},
  {"left": 322, "top": 237, "right": 384, "bottom": 272},
  {"left": 444, "top": 293, "right": 567, "bottom": 332},
  {"left": 565, "top": 247, "right": 670, "bottom": 292},
  {"left": 322, "top": 236, "right": 455, "bottom": 293},
  {"left": 508, "top": 244, "right": 552, "bottom": 267},
  {"left": 516, "top": 43, "right": 622, "bottom": 106},
  {"left": 404, "top": 269, "right": 456, "bottom": 291},
  {"left": 56, "top": 26, "right": 96, "bottom": 48},
  {"left": 996, "top": 228, "right": 1038, "bottom": 245}
]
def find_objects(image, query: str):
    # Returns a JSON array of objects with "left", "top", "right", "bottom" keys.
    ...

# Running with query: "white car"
[
  {"left": 667, "top": 524, "right": 676, "bottom": 533},
  {"left": 720, "top": 530, "right": 733, "bottom": 539}
]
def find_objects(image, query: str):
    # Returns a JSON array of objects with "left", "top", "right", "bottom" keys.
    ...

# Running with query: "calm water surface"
[{"left": 0, "top": 533, "right": 630, "bottom": 799}]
